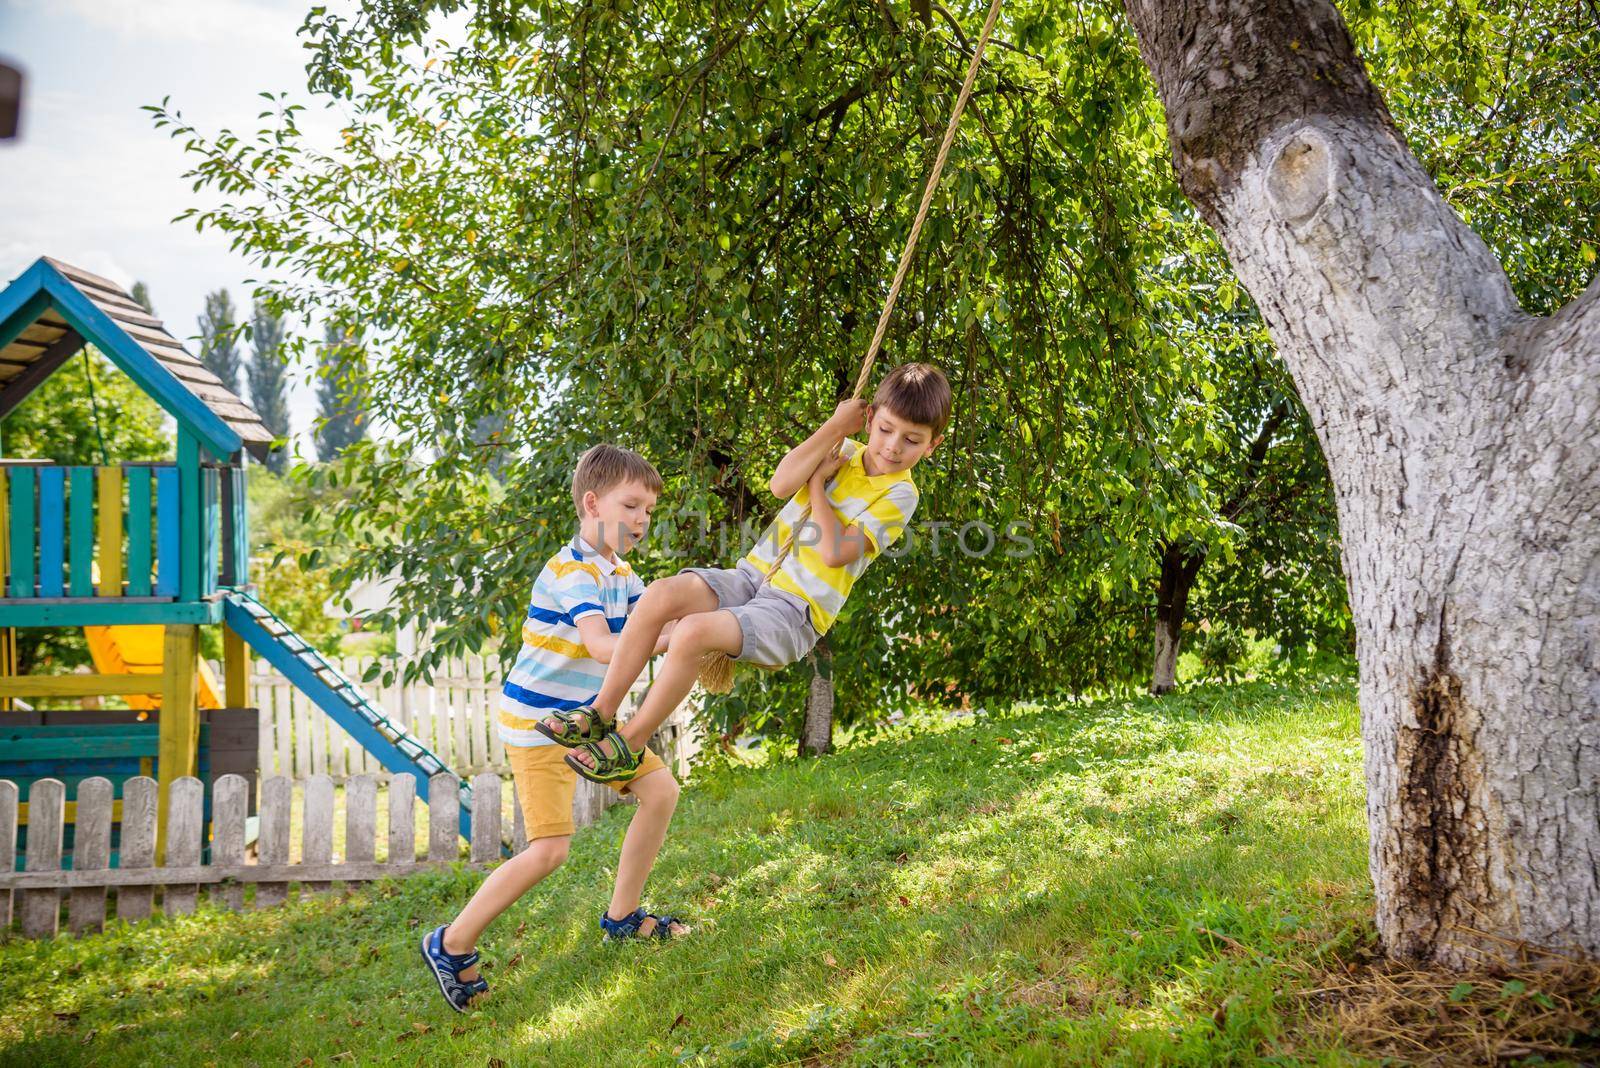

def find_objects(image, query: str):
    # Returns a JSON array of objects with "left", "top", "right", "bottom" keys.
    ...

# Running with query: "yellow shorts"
[{"left": 505, "top": 742, "right": 667, "bottom": 840}]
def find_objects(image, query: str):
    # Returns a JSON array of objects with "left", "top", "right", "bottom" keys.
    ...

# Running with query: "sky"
[{"left": 0, "top": 0, "right": 360, "bottom": 454}]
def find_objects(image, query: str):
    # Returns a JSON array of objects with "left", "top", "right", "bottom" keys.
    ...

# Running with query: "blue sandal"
[
  {"left": 599, "top": 907, "right": 690, "bottom": 941},
  {"left": 419, "top": 924, "right": 489, "bottom": 1012}
]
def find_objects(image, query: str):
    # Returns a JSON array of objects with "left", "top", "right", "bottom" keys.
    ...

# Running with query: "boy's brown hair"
[
  {"left": 874, "top": 362, "right": 952, "bottom": 435},
  {"left": 571, "top": 444, "right": 663, "bottom": 515}
]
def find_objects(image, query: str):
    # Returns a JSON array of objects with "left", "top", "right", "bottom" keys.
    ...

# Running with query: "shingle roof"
[{"left": 0, "top": 257, "right": 273, "bottom": 459}]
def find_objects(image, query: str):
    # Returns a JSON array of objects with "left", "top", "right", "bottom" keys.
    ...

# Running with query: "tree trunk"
[
  {"left": 799, "top": 638, "right": 834, "bottom": 757},
  {"left": 1151, "top": 540, "right": 1205, "bottom": 695},
  {"left": 1125, "top": 0, "right": 1600, "bottom": 966}
]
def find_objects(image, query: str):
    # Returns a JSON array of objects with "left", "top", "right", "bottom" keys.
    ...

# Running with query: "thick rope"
[{"left": 700, "top": 0, "right": 1005, "bottom": 693}]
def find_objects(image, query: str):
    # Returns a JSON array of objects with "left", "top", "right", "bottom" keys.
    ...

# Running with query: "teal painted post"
[
  {"left": 178, "top": 432, "right": 200, "bottom": 604},
  {"left": 126, "top": 467, "right": 153, "bottom": 597},
  {"left": 8, "top": 466, "right": 34, "bottom": 598},
  {"left": 237, "top": 466, "right": 249, "bottom": 583},
  {"left": 228, "top": 465, "right": 248, "bottom": 587},
  {"left": 155, "top": 466, "right": 180, "bottom": 597},
  {"left": 37, "top": 467, "right": 65, "bottom": 597},
  {"left": 69, "top": 467, "right": 94, "bottom": 597},
  {"left": 201, "top": 465, "right": 219, "bottom": 596}
]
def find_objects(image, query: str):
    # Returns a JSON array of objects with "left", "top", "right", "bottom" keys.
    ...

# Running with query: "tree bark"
[
  {"left": 1150, "top": 540, "right": 1206, "bottom": 695},
  {"left": 1125, "top": 0, "right": 1600, "bottom": 966},
  {"left": 799, "top": 638, "right": 835, "bottom": 757}
]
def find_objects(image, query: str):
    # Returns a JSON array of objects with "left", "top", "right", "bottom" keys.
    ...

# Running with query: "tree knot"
[{"left": 1266, "top": 125, "right": 1335, "bottom": 227}]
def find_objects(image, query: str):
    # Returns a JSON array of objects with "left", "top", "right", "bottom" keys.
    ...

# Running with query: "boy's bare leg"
[
  {"left": 441, "top": 836, "right": 570, "bottom": 980},
  {"left": 591, "top": 574, "right": 720, "bottom": 721},
  {"left": 619, "top": 609, "right": 742, "bottom": 752},
  {"left": 606, "top": 768, "right": 687, "bottom": 935}
]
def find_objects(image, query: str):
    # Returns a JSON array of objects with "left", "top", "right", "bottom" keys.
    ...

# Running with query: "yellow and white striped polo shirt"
[{"left": 744, "top": 438, "right": 918, "bottom": 634}]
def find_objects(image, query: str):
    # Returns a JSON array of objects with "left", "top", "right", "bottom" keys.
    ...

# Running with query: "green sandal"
[
  {"left": 565, "top": 730, "right": 644, "bottom": 785},
  {"left": 534, "top": 706, "right": 613, "bottom": 748}
]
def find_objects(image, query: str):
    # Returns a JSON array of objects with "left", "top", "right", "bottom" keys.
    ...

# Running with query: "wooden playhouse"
[{"left": 0, "top": 257, "right": 474, "bottom": 867}]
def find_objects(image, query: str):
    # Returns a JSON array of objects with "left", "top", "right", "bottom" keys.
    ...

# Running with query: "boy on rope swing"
[
  {"left": 535, "top": 362, "right": 951, "bottom": 785},
  {"left": 420, "top": 445, "right": 690, "bottom": 1013}
]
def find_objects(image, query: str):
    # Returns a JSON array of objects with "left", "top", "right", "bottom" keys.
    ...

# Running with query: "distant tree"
[
  {"left": 130, "top": 281, "right": 153, "bottom": 314},
  {"left": 248, "top": 300, "right": 293, "bottom": 474},
  {"left": 198, "top": 289, "right": 243, "bottom": 396},
  {"left": 315, "top": 323, "right": 368, "bottom": 461}
]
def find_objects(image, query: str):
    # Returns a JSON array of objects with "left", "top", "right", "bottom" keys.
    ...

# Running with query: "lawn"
[{"left": 0, "top": 678, "right": 1463, "bottom": 1065}]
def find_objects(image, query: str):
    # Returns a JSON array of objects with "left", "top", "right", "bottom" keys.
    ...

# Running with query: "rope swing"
[{"left": 698, "top": 0, "right": 1006, "bottom": 694}]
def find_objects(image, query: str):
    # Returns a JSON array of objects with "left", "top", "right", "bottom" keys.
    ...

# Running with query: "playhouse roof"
[{"left": 0, "top": 257, "right": 273, "bottom": 460}]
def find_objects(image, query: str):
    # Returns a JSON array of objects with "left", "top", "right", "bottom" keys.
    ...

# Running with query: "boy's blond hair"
[
  {"left": 874, "top": 362, "right": 952, "bottom": 435},
  {"left": 571, "top": 444, "right": 662, "bottom": 515}
]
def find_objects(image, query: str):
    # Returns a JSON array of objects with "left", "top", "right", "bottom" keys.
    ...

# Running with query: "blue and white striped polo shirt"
[{"left": 497, "top": 534, "right": 645, "bottom": 748}]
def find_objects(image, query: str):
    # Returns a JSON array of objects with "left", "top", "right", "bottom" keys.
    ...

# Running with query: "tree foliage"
[
  {"left": 148, "top": 0, "right": 1597, "bottom": 725},
  {"left": 315, "top": 324, "right": 370, "bottom": 461}
]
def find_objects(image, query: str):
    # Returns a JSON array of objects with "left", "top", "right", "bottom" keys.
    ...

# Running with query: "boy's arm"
[
  {"left": 576, "top": 616, "right": 674, "bottom": 662},
  {"left": 803, "top": 465, "right": 871, "bottom": 568},
  {"left": 768, "top": 399, "right": 870, "bottom": 499},
  {"left": 575, "top": 615, "right": 621, "bottom": 664}
]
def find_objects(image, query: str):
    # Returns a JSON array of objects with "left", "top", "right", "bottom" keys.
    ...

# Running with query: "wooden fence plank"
[
  {"left": 271, "top": 672, "right": 290, "bottom": 778},
  {"left": 293, "top": 693, "right": 311, "bottom": 780},
  {"left": 303, "top": 775, "right": 334, "bottom": 893},
  {"left": 256, "top": 673, "right": 274, "bottom": 778},
  {"left": 428, "top": 774, "right": 456, "bottom": 863},
  {"left": 255, "top": 776, "right": 290, "bottom": 909},
  {"left": 511, "top": 792, "right": 527, "bottom": 854},
  {"left": 212, "top": 774, "right": 248, "bottom": 912},
  {"left": 162, "top": 777, "right": 203, "bottom": 916},
  {"left": 473, "top": 657, "right": 491, "bottom": 770},
  {"left": 67, "top": 776, "right": 112, "bottom": 935},
  {"left": 450, "top": 659, "right": 470, "bottom": 773},
  {"left": 341, "top": 659, "right": 366, "bottom": 778},
  {"left": 21, "top": 777, "right": 63, "bottom": 937},
  {"left": 416, "top": 677, "right": 435, "bottom": 768},
  {"left": 116, "top": 777, "right": 157, "bottom": 922},
  {"left": 387, "top": 774, "right": 415, "bottom": 865},
  {"left": 306, "top": 696, "right": 327, "bottom": 780},
  {"left": 0, "top": 780, "right": 16, "bottom": 931},
  {"left": 345, "top": 775, "right": 377, "bottom": 880},
  {"left": 19, "top": 782, "right": 60, "bottom": 924},
  {"left": 470, "top": 772, "right": 500, "bottom": 864}
]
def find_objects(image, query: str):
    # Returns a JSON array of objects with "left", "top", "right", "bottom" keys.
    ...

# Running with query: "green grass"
[{"left": 0, "top": 678, "right": 1378, "bottom": 1066}]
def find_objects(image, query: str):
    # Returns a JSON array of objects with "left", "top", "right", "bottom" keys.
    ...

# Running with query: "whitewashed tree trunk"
[
  {"left": 1126, "top": 0, "right": 1600, "bottom": 965},
  {"left": 1150, "top": 541, "right": 1204, "bottom": 695},
  {"left": 799, "top": 640, "right": 834, "bottom": 757}
]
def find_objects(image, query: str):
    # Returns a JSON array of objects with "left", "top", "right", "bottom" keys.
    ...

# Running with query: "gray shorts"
[{"left": 682, "top": 561, "right": 821, "bottom": 668}]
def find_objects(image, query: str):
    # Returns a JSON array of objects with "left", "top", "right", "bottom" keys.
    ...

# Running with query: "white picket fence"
[{"left": 249, "top": 656, "right": 698, "bottom": 782}]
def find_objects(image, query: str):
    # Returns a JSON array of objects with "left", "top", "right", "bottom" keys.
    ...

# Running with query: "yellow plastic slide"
[{"left": 83, "top": 625, "right": 221, "bottom": 711}]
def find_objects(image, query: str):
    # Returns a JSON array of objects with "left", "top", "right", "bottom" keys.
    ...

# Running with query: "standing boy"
[{"left": 420, "top": 444, "right": 688, "bottom": 1013}]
